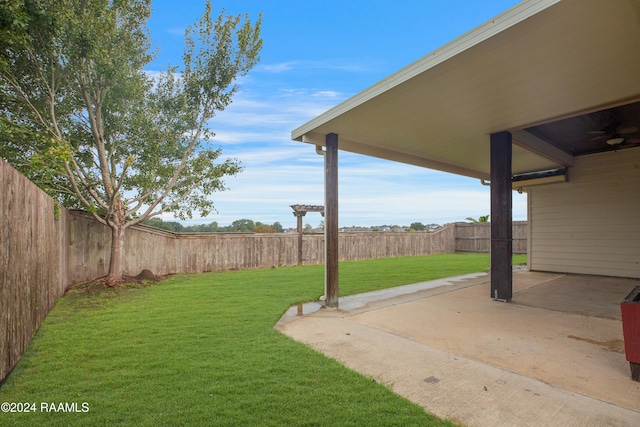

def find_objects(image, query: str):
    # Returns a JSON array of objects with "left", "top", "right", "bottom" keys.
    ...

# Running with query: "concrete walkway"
[{"left": 276, "top": 271, "right": 640, "bottom": 426}]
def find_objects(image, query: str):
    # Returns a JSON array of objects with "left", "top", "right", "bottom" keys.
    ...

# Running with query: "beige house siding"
[{"left": 528, "top": 147, "right": 640, "bottom": 278}]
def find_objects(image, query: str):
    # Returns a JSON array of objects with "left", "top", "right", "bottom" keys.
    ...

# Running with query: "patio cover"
[
  {"left": 291, "top": 0, "right": 640, "bottom": 179},
  {"left": 291, "top": 0, "right": 640, "bottom": 307}
]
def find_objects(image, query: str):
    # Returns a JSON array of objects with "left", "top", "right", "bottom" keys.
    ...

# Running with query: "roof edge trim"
[{"left": 292, "top": 0, "right": 561, "bottom": 141}]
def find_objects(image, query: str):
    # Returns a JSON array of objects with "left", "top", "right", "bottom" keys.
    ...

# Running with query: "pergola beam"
[
  {"left": 293, "top": 210, "right": 306, "bottom": 266},
  {"left": 291, "top": 205, "right": 324, "bottom": 266}
]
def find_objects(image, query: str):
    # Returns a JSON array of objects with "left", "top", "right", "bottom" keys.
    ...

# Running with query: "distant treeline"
[
  {"left": 143, "top": 218, "right": 447, "bottom": 234},
  {"left": 144, "top": 218, "right": 284, "bottom": 233}
]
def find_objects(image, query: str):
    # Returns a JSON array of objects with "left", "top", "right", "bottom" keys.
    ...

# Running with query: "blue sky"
[{"left": 147, "top": 0, "right": 526, "bottom": 229}]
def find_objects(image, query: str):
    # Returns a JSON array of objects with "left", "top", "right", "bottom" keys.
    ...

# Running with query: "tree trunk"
[
  {"left": 108, "top": 225, "right": 127, "bottom": 279},
  {"left": 107, "top": 196, "right": 128, "bottom": 280}
]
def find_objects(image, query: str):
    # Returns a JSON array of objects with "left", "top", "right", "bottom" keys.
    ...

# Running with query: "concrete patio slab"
[{"left": 276, "top": 271, "right": 640, "bottom": 427}]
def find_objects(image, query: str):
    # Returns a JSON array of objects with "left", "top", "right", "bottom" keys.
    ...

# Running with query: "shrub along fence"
[{"left": 1, "top": 159, "right": 527, "bottom": 382}]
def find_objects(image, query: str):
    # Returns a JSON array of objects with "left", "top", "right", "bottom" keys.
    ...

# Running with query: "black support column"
[
  {"left": 490, "top": 131, "right": 513, "bottom": 301},
  {"left": 324, "top": 133, "right": 339, "bottom": 308}
]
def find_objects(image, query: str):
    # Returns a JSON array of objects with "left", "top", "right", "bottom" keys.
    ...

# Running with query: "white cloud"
[
  {"left": 154, "top": 59, "right": 528, "bottom": 229},
  {"left": 165, "top": 27, "right": 185, "bottom": 36},
  {"left": 192, "top": 148, "right": 528, "bottom": 229},
  {"left": 206, "top": 88, "right": 348, "bottom": 151},
  {"left": 257, "top": 59, "right": 383, "bottom": 74},
  {"left": 258, "top": 62, "right": 295, "bottom": 73}
]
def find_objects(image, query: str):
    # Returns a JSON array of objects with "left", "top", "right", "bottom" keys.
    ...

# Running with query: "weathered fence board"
[
  {"left": 455, "top": 221, "right": 527, "bottom": 254},
  {"left": 1, "top": 160, "right": 68, "bottom": 382}
]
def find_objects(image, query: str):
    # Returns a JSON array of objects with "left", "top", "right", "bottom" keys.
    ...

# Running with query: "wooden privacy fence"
[
  {"left": 66, "top": 215, "right": 526, "bottom": 284},
  {"left": 1, "top": 159, "right": 527, "bottom": 381},
  {"left": 66, "top": 213, "right": 460, "bottom": 283},
  {"left": 455, "top": 221, "right": 528, "bottom": 254},
  {"left": 1, "top": 160, "right": 69, "bottom": 384}
]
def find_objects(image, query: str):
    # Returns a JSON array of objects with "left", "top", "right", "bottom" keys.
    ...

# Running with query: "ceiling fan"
[{"left": 589, "top": 123, "right": 640, "bottom": 147}]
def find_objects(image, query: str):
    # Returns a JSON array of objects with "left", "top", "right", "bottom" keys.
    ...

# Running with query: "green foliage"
[
  {"left": 231, "top": 218, "right": 255, "bottom": 232},
  {"left": 252, "top": 223, "right": 275, "bottom": 233},
  {"left": 410, "top": 221, "right": 426, "bottom": 231},
  {"left": 0, "top": 0, "right": 75, "bottom": 201},
  {"left": 0, "top": 255, "right": 490, "bottom": 426},
  {"left": 142, "top": 217, "right": 285, "bottom": 233},
  {"left": 466, "top": 215, "right": 490, "bottom": 223},
  {"left": 0, "top": 0, "right": 262, "bottom": 277},
  {"left": 143, "top": 217, "right": 185, "bottom": 232}
]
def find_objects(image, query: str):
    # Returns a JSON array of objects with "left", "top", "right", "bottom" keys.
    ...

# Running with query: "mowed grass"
[{"left": 0, "top": 253, "right": 525, "bottom": 426}]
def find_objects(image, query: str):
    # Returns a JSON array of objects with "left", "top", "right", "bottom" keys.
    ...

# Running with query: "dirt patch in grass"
[
  {"left": 63, "top": 271, "right": 173, "bottom": 312},
  {"left": 67, "top": 270, "right": 171, "bottom": 294}
]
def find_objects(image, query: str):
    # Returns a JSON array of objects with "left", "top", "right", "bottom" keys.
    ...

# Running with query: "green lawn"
[{"left": 0, "top": 253, "right": 525, "bottom": 426}]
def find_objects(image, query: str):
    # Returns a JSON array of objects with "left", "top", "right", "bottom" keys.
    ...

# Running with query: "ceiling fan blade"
[{"left": 617, "top": 126, "right": 639, "bottom": 134}]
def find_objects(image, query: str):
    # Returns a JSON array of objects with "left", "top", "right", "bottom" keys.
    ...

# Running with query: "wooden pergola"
[{"left": 290, "top": 204, "right": 324, "bottom": 267}]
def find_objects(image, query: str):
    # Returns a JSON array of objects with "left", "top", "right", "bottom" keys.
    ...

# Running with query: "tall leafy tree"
[
  {"left": 0, "top": 0, "right": 262, "bottom": 282},
  {"left": 409, "top": 221, "right": 425, "bottom": 231},
  {"left": 231, "top": 218, "right": 254, "bottom": 232}
]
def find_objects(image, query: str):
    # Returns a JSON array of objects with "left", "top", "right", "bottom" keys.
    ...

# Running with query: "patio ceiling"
[{"left": 291, "top": 0, "right": 640, "bottom": 180}]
